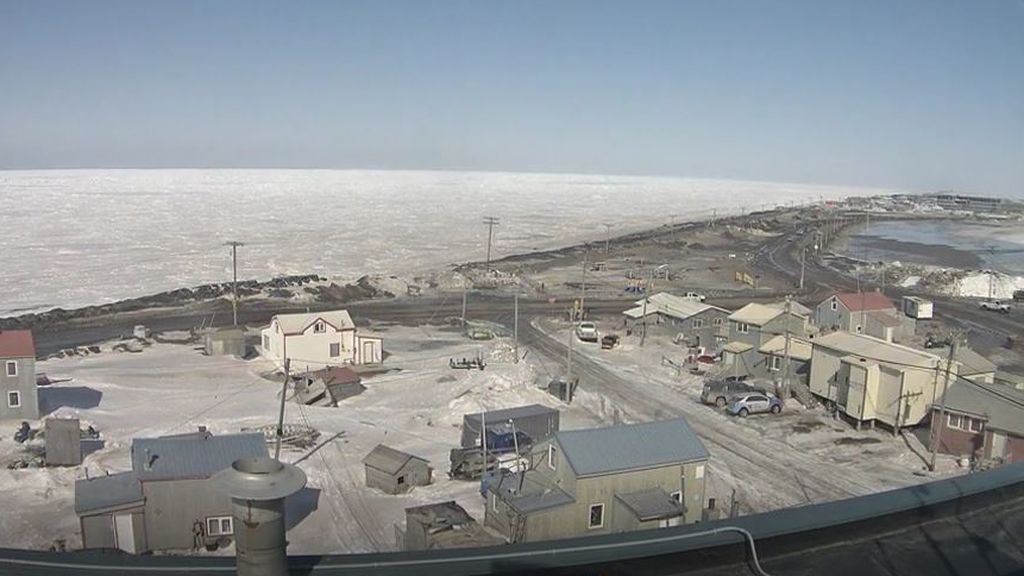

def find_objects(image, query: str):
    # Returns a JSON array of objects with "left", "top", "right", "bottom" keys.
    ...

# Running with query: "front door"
[
  {"left": 362, "top": 341, "right": 378, "bottom": 364},
  {"left": 113, "top": 513, "right": 136, "bottom": 553},
  {"left": 990, "top": 431, "right": 1008, "bottom": 460}
]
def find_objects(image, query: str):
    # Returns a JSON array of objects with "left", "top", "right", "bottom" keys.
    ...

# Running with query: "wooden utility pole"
[
  {"left": 224, "top": 241, "right": 245, "bottom": 326},
  {"left": 461, "top": 287, "right": 468, "bottom": 329},
  {"left": 275, "top": 359, "right": 290, "bottom": 460},
  {"left": 483, "top": 216, "right": 500, "bottom": 265},
  {"left": 929, "top": 338, "right": 958, "bottom": 472},
  {"left": 513, "top": 293, "right": 519, "bottom": 364},
  {"left": 640, "top": 295, "right": 649, "bottom": 347},
  {"left": 780, "top": 297, "right": 793, "bottom": 399},
  {"left": 799, "top": 248, "right": 806, "bottom": 291}
]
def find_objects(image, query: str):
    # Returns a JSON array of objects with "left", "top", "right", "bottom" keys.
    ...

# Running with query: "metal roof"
[
  {"left": 489, "top": 471, "right": 576, "bottom": 514},
  {"left": 812, "top": 331, "right": 941, "bottom": 369},
  {"left": 766, "top": 300, "right": 813, "bottom": 317},
  {"left": 722, "top": 341, "right": 753, "bottom": 354},
  {"left": 623, "top": 293, "right": 728, "bottom": 321},
  {"left": 727, "top": 303, "right": 784, "bottom": 326},
  {"left": 362, "top": 444, "right": 428, "bottom": 475},
  {"left": 0, "top": 330, "right": 35, "bottom": 358},
  {"left": 131, "top": 431, "right": 268, "bottom": 481},
  {"left": 758, "top": 335, "right": 813, "bottom": 362},
  {"left": 271, "top": 310, "right": 355, "bottom": 335},
  {"left": 615, "top": 488, "right": 684, "bottom": 521},
  {"left": 832, "top": 291, "right": 896, "bottom": 312},
  {"left": 463, "top": 404, "right": 558, "bottom": 426},
  {"left": 940, "top": 378, "right": 1024, "bottom": 436},
  {"left": 866, "top": 310, "right": 901, "bottom": 328},
  {"left": 554, "top": 418, "right": 708, "bottom": 477},
  {"left": 74, "top": 472, "right": 143, "bottom": 515},
  {"left": 954, "top": 347, "right": 998, "bottom": 376}
]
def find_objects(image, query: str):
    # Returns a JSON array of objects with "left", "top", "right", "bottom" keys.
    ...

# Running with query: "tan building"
[
  {"left": 485, "top": 418, "right": 708, "bottom": 543},
  {"left": 260, "top": 310, "right": 383, "bottom": 372},
  {"left": 809, "top": 332, "right": 957, "bottom": 429},
  {"left": 721, "top": 303, "right": 808, "bottom": 379}
]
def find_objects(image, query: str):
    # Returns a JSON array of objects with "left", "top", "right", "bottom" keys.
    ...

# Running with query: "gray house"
[
  {"left": 814, "top": 292, "right": 905, "bottom": 341},
  {"left": 0, "top": 330, "right": 39, "bottom": 421},
  {"left": 621, "top": 293, "right": 731, "bottom": 352},
  {"left": 754, "top": 335, "right": 813, "bottom": 385},
  {"left": 363, "top": 444, "right": 432, "bottom": 494},
  {"left": 721, "top": 303, "right": 808, "bottom": 379},
  {"left": 75, "top": 430, "right": 268, "bottom": 553},
  {"left": 485, "top": 418, "right": 709, "bottom": 543}
]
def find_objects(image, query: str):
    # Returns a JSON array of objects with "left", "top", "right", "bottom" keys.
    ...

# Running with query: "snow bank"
[{"left": 953, "top": 271, "right": 1024, "bottom": 299}]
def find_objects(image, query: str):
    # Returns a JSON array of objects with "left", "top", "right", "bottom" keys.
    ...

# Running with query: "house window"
[
  {"left": 692, "top": 319, "right": 704, "bottom": 329},
  {"left": 262, "top": 335, "right": 270, "bottom": 349},
  {"left": 588, "top": 503, "right": 605, "bottom": 529},
  {"left": 314, "top": 321, "right": 326, "bottom": 333},
  {"left": 768, "top": 356, "right": 782, "bottom": 372},
  {"left": 670, "top": 491, "right": 682, "bottom": 503},
  {"left": 969, "top": 418, "right": 983, "bottom": 433},
  {"left": 736, "top": 323, "right": 749, "bottom": 334},
  {"left": 397, "top": 475, "right": 406, "bottom": 486},
  {"left": 7, "top": 391, "right": 21, "bottom": 408},
  {"left": 695, "top": 464, "right": 705, "bottom": 479},
  {"left": 947, "top": 414, "right": 962, "bottom": 429},
  {"left": 330, "top": 343, "right": 341, "bottom": 357},
  {"left": 831, "top": 299, "right": 838, "bottom": 311},
  {"left": 206, "top": 516, "right": 234, "bottom": 536},
  {"left": 5, "top": 361, "right": 16, "bottom": 377},
  {"left": 547, "top": 445, "right": 557, "bottom": 470},
  {"left": 712, "top": 318, "right": 723, "bottom": 326}
]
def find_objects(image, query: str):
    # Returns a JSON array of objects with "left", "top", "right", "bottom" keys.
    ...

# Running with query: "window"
[
  {"left": 5, "top": 361, "right": 16, "bottom": 377},
  {"left": 397, "top": 475, "right": 406, "bottom": 486},
  {"left": 947, "top": 414, "right": 962, "bottom": 429},
  {"left": 712, "top": 318, "right": 723, "bottom": 326},
  {"left": 262, "top": 335, "right": 270, "bottom": 349},
  {"left": 831, "top": 299, "right": 838, "bottom": 311},
  {"left": 7, "top": 391, "right": 21, "bottom": 408},
  {"left": 313, "top": 321, "right": 326, "bottom": 333},
  {"left": 588, "top": 503, "right": 605, "bottom": 529},
  {"left": 547, "top": 445, "right": 557, "bottom": 470},
  {"left": 329, "top": 343, "right": 340, "bottom": 357},
  {"left": 695, "top": 464, "right": 705, "bottom": 480},
  {"left": 969, "top": 418, "right": 983, "bottom": 433},
  {"left": 670, "top": 491, "right": 682, "bottom": 503},
  {"left": 206, "top": 516, "right": 233, "bottom": 536},
  {"left": 736, "top": 322, "right": 749, "bottom": 334},
  {"left": 692, "top": 319, "right": 704, "bottom": 329},
  {"left": 768, "top": 356, "right": 782, "bottom": 372}
]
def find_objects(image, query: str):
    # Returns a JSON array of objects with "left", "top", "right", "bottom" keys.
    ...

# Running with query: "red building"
[{"left": 929, "top": 377, "right": 1024, "bottom": 464}]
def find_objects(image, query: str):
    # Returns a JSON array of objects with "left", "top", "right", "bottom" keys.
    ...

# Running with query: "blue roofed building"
[
  {"left": 485, "top": 418, "right": 709, "bottom": 543},
  {"left": 75, "top": 429, "right": 267, "bottom": 553}
]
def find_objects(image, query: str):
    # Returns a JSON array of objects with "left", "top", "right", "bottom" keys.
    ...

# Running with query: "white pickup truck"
[{"left": 980, "top": 300, "right": 1011, "bottom": 313}]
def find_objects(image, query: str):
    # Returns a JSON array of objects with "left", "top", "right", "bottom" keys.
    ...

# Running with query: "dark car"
[{"left": 700, "top": 378, "right": 764, "bottom": 408}]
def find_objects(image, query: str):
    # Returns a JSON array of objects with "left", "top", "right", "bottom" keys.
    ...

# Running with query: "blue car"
[{"left": 727, "top": 393, "right": 783, "bottom": 417}]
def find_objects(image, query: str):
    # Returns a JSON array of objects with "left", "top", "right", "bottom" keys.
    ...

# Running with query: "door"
[
  {"left": 362, "top": 341, "right": 378, "bottom": 364},
  {"left": 113, "top": 513, "right": 136, "bottom": 554},
  {"left": 990, "top": 431, "right": 1008, "bottom": 460}
]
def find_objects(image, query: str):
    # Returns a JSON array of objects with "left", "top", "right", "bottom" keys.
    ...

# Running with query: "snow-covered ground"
[
  {"left": 0, "top": 169, "right": 899, "bottom": 316},
  {"left": 0, "top": 325, "right": 601, "bottom": 553}
]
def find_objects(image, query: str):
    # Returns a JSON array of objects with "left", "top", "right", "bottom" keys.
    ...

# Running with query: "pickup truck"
[
  {"left": 700, "top": 378, "right": 767, "bottom": 408},
  {"left": 980, "top": 300, "right": 1011, "bottom": 314}
]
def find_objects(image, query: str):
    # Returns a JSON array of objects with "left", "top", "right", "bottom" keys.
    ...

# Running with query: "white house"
[{"left": 260, "top": 310, "right": 383, "bottom": 372}]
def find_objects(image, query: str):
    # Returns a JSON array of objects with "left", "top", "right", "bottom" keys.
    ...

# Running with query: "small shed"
[
  {"left": 45, "top": 418, "right": 82, "bottom": 466},
  {"left": 401, "top": 501, "right": 503, "bottom": 550},
  {"left": 363, "top": 444, "right": 431, "bottom": 494},
  {"left": 902, "top": 296, "right": 933, "bottom": 320},
  {"left": 460, "top": 404, "right": 560, "bottom": 449},
  {"left": 205, "top": 327, "right": 247, "bottom": 357},
  {"left": 316, "top": 366, "right": 365, "bottom": 402}
]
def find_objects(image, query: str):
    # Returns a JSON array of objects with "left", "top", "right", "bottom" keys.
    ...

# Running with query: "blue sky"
[{"left": 1, "top": 0, "right": 1021, "bottom": 194}]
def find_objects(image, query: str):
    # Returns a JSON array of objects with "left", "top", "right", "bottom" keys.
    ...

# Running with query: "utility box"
[
  {"left": 45, "top": 418, "right": 82, "bottom": 466},
  {"left": 902, "top": 296, "right": 933, "bottom": 320}
]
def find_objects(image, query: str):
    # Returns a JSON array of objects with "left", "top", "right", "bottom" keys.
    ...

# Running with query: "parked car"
[
  {"left": 980, "top": 300, "right": 1011, "bottom": 313},
  {"left": 600, "top": 334, "right": 620, "bottom": 349},
  {"left": 700, "top": 378, "right": 762, "bottom": 408},
  {"left": 575, "top": 321, "right": 599, "bottom": 342},
  {"left": 727, "top": 393, "right": 783, "bottom": 417},
  {"left": 684, "top": 292, "right": 706, "bottom": 302}
]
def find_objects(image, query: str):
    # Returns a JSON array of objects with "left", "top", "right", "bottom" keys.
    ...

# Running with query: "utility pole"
[
  {"left": 780, "top": 297, "right": 793, "bottom": 400},
  {"left": 275, "top": 359, "right": 290, "bottom": 460},
  {"left": 604, "top": 223, "right": 612, "bottom": 254},
  {"left": 799, "top": 248, "right": 806, "bottom": 291},
  {"left": 482, "top": 216, "right": 500, "bottom": 266},
  {"left": 461, "top": 287, "right": 468, "bottom": 329},
  {"left": 513, "top": 293, "right": 519, "bottom": 364},
  {"left": 929, "top": 338, "right": 958, "bottom": 472},
  {"left": 580, "top": 246, "right": 588, "bottom": 317},
  {"left": 640, "top": 294, "right": 649, "bottom": 347},
  {"left": 224, "top": 241, "right": 245, "bottom": 326}
]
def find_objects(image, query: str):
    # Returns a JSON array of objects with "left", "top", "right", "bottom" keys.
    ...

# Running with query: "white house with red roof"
[
  {"left": 260, "top": 310, "right": 383, "bottom": 373},
  {"left": 814, "top": 291, "right": 905, "bottom": 341},
  {"left": 0, "top": 330, "right": 39, "bottom": 420}
]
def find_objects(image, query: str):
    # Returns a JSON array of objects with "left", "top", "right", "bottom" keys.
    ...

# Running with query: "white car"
[
  {"left": 575, "top": 322, "right": 599, "bottom": 342},
  {"left": 980, "top": 300, "right": 1011, "bottom": 313},
  {"left": 684, "top": 292, "right": 707, "bottom": 302}
]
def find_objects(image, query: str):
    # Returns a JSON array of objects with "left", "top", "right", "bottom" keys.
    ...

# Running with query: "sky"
[{"left": 0, "top": 0, "right": 1021, "bottom": 195}]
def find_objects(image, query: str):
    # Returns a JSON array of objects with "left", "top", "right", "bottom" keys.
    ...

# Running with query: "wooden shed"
[{"left": 362, "top": 444, "right": 431, "bottom": 494}]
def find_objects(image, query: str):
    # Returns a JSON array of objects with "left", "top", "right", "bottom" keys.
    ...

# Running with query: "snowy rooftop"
[
  {"left": 131, "top": 431, "right": 268, "bottom": 481},
  {"left": 728, "top": 303, "right": 785, "bottom": 326},
  {"left": 272, "top": 310, "right": 355, "bottom": 334},
  {"left": 812, "top": 332, "right": 941, "bottom": 368},
  {"left": 554, "top": 418, "right": 708, "bottom": 477}
]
